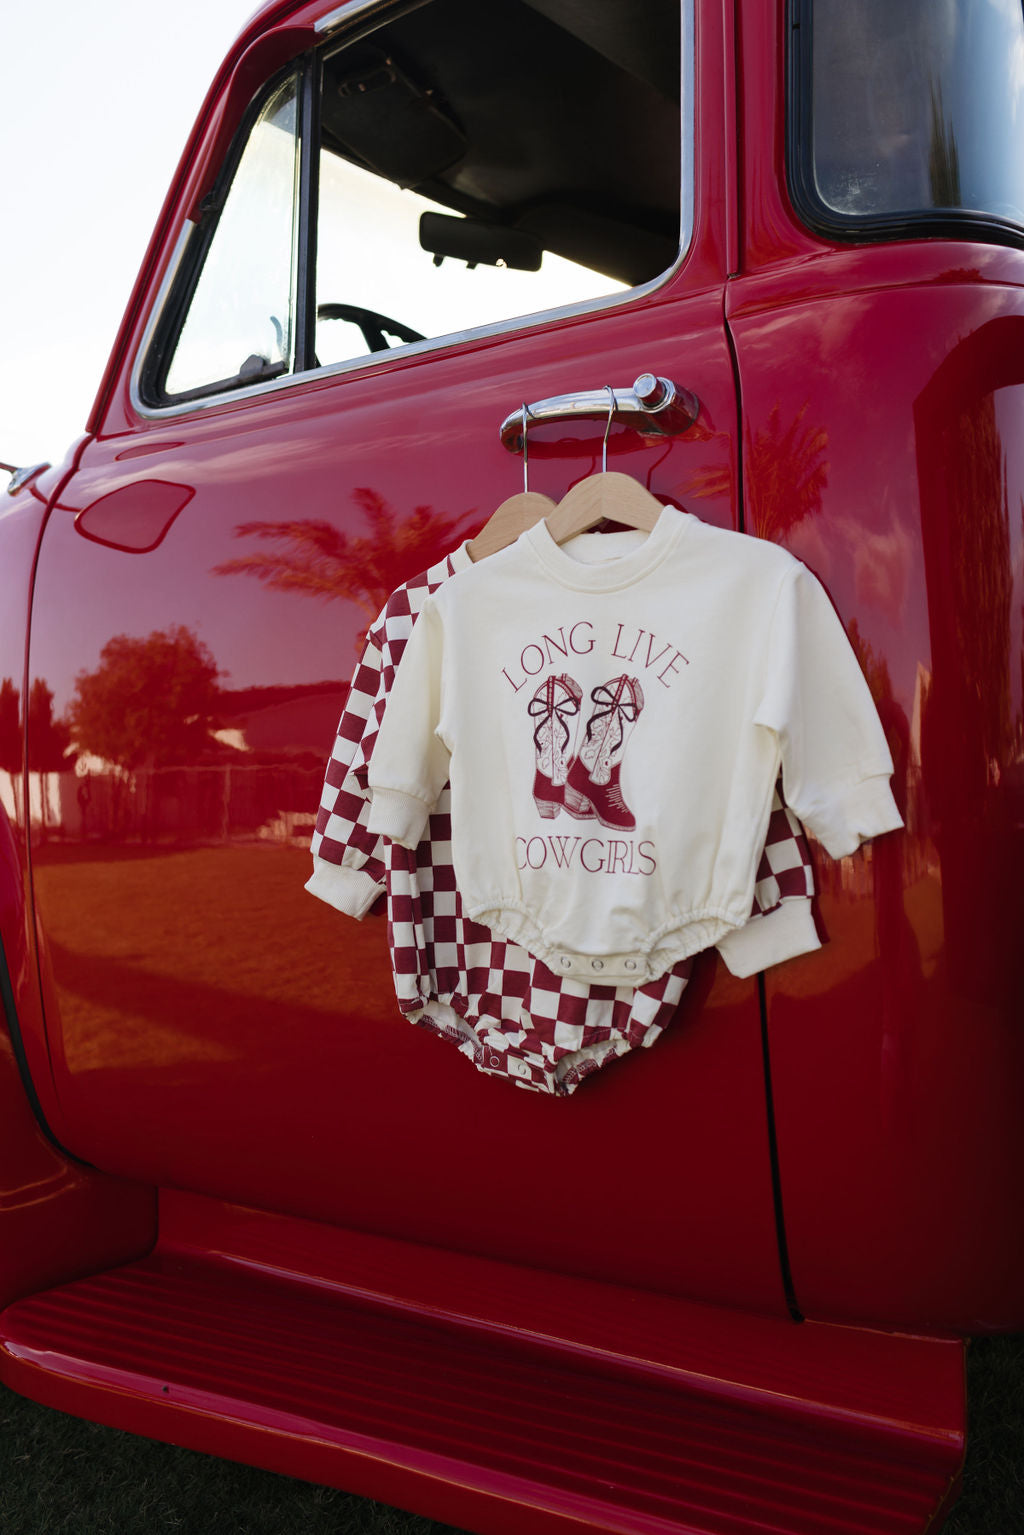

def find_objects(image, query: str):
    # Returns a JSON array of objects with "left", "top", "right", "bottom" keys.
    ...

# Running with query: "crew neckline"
[
  {"left": 560, "top": 529, "right": 649, "bottom": 564},
  {"left": 524, "top": 502, "right": 688, "bottom": 591}
]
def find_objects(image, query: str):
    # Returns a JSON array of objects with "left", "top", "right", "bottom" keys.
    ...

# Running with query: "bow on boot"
[
  {"left": 528, "top": 674, "right": 583, "bottom": 818},
  {"left": 564, "top": 675, "right": 645, "bottom": 830}
]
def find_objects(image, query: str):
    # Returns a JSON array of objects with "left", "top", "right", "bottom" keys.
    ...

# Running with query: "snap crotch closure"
[{"left": 554, "top": 951, "right": 646, "bottom": 982}]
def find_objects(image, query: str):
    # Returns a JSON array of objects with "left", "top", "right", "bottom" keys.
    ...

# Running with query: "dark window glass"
[
  {"left": 791, "top": 0, "right": 1024, "bottom": 242},
  {"left": 313, "top": 0, "right": 685, "bottom": 371},
  {"left": 146, "top": 0, "right": 688, "bottom": 406}
]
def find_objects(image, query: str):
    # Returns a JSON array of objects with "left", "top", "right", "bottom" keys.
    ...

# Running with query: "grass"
[
  {"left": 0, "top": 1384, "right": 460, "bottom": 1535},
  {"left": 945, "top": 1334, "right": 1024, "bottom": 1535},
  {"left": 0, "top": 1335, "right": 1021, "bottom": 1534}
]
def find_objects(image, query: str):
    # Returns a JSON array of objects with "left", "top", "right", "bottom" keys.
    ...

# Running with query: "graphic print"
[
  {"left": 529, "top": 673, "right": 645, "bottom": 830},
  {"left": 528, "top": 674, "right": 582, "bottom": 817}
]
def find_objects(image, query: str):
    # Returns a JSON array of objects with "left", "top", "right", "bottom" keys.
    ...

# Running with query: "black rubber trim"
[
  {"left": 0, "top": 929, "right": 91, "bottom": 1165},
  {"left": 295, "top": 50, "right": 322, "bottom": 375},
  {"left": 757, "top": 971, "right": 803, "bottom": 1323},
  {"left": 785, "top": 0, "right": 1024, "bottom": 254},
  {"left": 139, "top": 59, "right": 305, "bottom": 408}
]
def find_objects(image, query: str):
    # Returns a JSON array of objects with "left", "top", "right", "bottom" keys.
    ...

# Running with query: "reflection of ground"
[{"left": 32, "top": 845, "right": 394, "bottom": 1076}]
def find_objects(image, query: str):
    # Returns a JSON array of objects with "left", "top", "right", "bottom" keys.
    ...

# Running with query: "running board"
[{"left": 0, "top": 1193, "right": 964, "bottom": 1535}]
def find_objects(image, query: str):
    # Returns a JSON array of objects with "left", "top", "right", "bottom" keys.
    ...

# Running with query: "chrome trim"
[
  {"left": 498, "top": 376, "right": 700, "bottom": 452},
  {"left": 5, "top": 462, "right": 49, "bottom": 497},
  {"left": 314, "top": 0, "right": 430, "bottom": 35},
  {"left": 132, "top": 263, "right": 685, "bottom": 421},
  {"left": 314, "top": 4, "right": 352, "bottom": 32},
  {"left": 130, "top": 0, "right": 694, "bottom": 425}
]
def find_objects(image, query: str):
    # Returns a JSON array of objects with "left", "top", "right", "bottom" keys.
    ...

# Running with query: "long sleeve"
[
  {"left": 307, "top": 547, "right": 471, "bottom": 916},
  {"left": 716, "top": 782, "right": 819, "bottom": 976},
  {"left": 754, "top": 565, "right": 903, "bottom": 859},
  {"left": 367, "top": 595, "right": 452, "bottom": 849},
  {"left": 306, "top": 635, "right": 388, "bottom": 918}
]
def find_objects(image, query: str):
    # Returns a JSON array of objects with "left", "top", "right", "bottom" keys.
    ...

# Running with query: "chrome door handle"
[{"left": 499, "top": 374, "right": 699, "bottom": 452}]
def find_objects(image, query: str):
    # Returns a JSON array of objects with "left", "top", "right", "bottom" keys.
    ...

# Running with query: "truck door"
[{"left": 24, "top": 0, "right": 790, "bottom": 1314}]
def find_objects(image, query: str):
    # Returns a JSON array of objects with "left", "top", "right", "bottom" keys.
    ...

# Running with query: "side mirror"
[{"left": 419, "top": 213, "right": 543, "bottom": 272}]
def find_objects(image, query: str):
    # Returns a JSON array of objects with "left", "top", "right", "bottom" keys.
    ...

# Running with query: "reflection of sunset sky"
[
  {"left": 35, "top": 474, "right": 483, "bottom": 715},
  {"left": 30, "top": 523, "right": 368, "bottom": 715}
]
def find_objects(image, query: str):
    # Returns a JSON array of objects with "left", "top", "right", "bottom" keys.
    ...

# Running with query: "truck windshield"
[{"left": 792, "top": 0, "right": 1024, "bottom": 243}]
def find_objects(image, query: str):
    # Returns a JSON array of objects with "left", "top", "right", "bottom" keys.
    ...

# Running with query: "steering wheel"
[{"left": 316, "top": 303, "right": 425, "bottom": 353}]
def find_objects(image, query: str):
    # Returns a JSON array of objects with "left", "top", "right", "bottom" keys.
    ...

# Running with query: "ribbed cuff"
[
  {"left": 367, "top": 787, "right": 431, "bottom": 849},
  {"left": 304, "top": 859, "right": 383, "bottom": 919},
  {"left": 809, "top": 777, "right": 904, "bottom": 860},
  {"left": 717, "top": 897, "right": 821, "bottom": 978}
]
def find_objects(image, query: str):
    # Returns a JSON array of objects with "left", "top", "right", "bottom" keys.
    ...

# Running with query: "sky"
[
  {"left": 0, "top": 0, "right": 618, "bottom": 475},
  {"left": 1, "top": 0, "right": 259, "bottom": 471}
]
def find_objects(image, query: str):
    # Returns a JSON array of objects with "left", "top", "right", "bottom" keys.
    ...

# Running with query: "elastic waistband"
[{"left": 467, "top": 900, "right": 734, "bottom": 987}]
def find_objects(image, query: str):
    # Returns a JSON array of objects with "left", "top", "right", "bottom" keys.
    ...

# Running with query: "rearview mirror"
[{"left": 419, "top": 213, "right": 543, "bottom": 271}]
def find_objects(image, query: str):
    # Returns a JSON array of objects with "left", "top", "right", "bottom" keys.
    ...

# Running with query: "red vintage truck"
[{"left": 1, "top": 1, "right": 1022, "bottom": 1531}]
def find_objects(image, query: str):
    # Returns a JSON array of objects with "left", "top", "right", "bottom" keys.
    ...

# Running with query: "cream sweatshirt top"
[{"left": 367, "top": 506, "right": 902, "bottom": 986}]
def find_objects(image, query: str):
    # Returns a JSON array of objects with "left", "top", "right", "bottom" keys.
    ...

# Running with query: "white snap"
[
  {"left": 560, "top": 956, "right": 572, "bottom": 969},
  {"left": 591, "top": 959, "right": 604, "bottom": 970},
  {"left": 624, "top": 959, "right": 638, "bottom": 971}
]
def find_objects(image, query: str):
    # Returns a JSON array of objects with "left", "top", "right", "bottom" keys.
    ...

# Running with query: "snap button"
[
  {"left": 624, "top": 959, "right": 638, "bottom": 971},
  {"left": 560, "top": 956, "right": 572, "bottom": 969},
  {"left": 591, "top": 959, "right": 604, "bottom": 971}
]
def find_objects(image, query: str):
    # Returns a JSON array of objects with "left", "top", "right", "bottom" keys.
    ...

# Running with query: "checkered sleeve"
[
  {"left": 306, "top": 628, "right": 389, "bottom": 919},
  {"left": 350, "top": 580, "right": 422, "bottom": 792},
  {"left": 306, "top": 551, "right": 465, "bottom": 919},
  {"left": 716, "top": 783, "right": 819, "bottom": 977}
]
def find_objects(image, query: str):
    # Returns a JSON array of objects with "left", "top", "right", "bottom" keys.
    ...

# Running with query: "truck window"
[
  {"left": 165, "top": 71, "right": 301, "bottom": 399},
  {"left": 145, "top": 0, "right": 687, "bottom": 407},
  {"left": 789, "top": 0, "right": 1024, "bottom": 245}
]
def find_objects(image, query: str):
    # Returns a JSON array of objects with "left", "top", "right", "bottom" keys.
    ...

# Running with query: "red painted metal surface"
[
  {"left": 0, "top": 486, "right": 155, "bottom": 1310},
  {"left": 730, "top": 0, "right": 1024, "bottom": 1333},
  {"left": 0, "top": 1190, "right": 965, "bottom": 1535},
  {"left": 0, "top": 0, "right": 1019, "bottom": 1525},
  {"left": 19, "top": 0, "right": 796, "bottom": 1319},
  {"left": 26, "top": 328, "right": 788, "bottom": 1310}
]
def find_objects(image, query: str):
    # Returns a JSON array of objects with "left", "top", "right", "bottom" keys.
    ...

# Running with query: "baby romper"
[
  {"left": 366, "top": 509, "right": 902, "bottom": 986},
  {"left": 310, "top": 540, "right": 818, "bottom": 1095}
]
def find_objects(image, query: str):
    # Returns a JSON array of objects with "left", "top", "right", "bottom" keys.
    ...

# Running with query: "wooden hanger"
[
  {"left": 467, "top": 404, "right": 554, "bottom": 561},
  {"left": 544, "top": 386, "right": 663, "bottom": 546},
  {"left": 466, "top": 489, "right": 554, "bottom": 561}
]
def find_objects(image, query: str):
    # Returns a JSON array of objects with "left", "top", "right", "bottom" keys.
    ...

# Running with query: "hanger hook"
[
  {"left": 521, "top": 403, "right": 531, "bottom": 493},
  {"left": 601, "top": 385, "right": 616, "bottom": 474}
]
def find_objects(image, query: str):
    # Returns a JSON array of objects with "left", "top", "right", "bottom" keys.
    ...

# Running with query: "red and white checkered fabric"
[
  {"left": 311, "top": 551, "right": 462, "bottom": 887},
  {"left": 384, "top": 791, "right": 695, "bottom": 1094},
  {"left": 311, "top": 544, "right": 815, "bottom": 1096}
]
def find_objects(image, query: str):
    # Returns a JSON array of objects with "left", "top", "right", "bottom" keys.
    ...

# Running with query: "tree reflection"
[
  {"left": 212, "top": 487, "right": 479, "bottom": 637},
  {"left": 687, "top": 402, "right": 828, "bottom": 541},
  {"left": 914, "top": 323, "right": 1020, "bottom": 997},
  {"left": 26, "top": 679, "right": 71, "bottom": 837},
  {"left": 68, "top": 626, "right": 221, "bottom": 772},
  {"left": 0, "top": 678, "right": 22, "bottom": 823},
  {"left": 927, "top": 82, "right": 961, "bottom": 208}
]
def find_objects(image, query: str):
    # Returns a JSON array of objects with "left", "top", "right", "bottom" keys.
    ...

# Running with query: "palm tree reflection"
[{"left": 212, "top": 487, "right": 479, "bottom": 640}]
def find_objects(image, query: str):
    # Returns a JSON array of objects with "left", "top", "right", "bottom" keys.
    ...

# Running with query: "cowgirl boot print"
[
  {"left": 564, "top": 674, "right": 645, "bottom": 830},
  {"left": 527, "top": 674, "right": 583, "bottom": 818}
]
